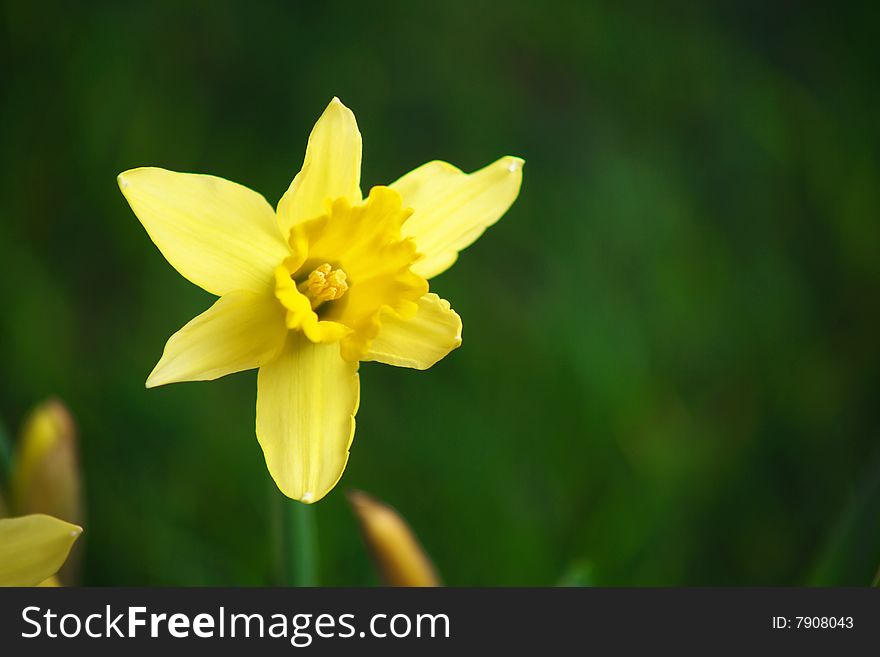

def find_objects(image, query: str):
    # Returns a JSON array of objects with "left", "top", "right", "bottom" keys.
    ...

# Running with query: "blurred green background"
[{"left": 1, "top": 0, "right": 879, "bottom": 585}]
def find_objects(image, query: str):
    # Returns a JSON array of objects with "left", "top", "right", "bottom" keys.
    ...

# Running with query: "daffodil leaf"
[
  {"left": 557, "top": 560, "right": 595, "bottom": 587},
  {"left": 808, "top": 453, "right": 880, "bottom": 585}
]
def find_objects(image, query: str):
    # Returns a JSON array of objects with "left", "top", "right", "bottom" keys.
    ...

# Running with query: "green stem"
[
  {"left": 290, "top": 502, "right": 318, "bottom": 586},
  {"left": 275, "top": 493, "right": 318, "bottom": 586}
]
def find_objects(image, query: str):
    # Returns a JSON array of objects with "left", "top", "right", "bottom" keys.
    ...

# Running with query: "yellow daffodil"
[
  {"left": 0, "top": 514, "right": 82, "bottom": 586},
  {"left": 118, "top": 97, "right": 523, "bottom": 504}
]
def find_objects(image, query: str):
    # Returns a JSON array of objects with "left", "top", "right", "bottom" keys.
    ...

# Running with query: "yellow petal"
[
  {"left": 277, "top": 98, "right": 363, "bottom": 238},
  {"left": 0, "top": 515, "right": 82, "bottom": 587},
  {"left": 348, "top": 490, "right": 441, "bottom": 587},
  {"left": 147, "top": 290, "right": 288, "bottom": 388},
  {"left": 392, "top": 156, "right": 524, "bottom": 279},
  {"left": 12, "top": 399, "right": 83, "bottom": 526},
  {"left": 118, "top": 167, "right": 290, "bottom": 296},
  {"left": 364, "top": 294, "right": 462, "bottom": 370},
  {"left": 256, "top": 333, "right": 359, "bottom": 503}
]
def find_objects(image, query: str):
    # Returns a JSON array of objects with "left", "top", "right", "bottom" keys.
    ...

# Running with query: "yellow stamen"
[{"left": 298, "top": 263, "right": 349, "bottom": 309}]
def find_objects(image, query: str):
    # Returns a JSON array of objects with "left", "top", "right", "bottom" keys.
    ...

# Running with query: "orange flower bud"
[{"left": 348, "top": 490, "right": 440, "bottom": 587}]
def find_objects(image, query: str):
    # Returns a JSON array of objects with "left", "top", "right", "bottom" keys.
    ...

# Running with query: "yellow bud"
[
  {"left": 347, "top": 490, "right": 440, "bottom": 587},
  {"left": 12, "top": 399, "right": 84, "bottom": 584}
]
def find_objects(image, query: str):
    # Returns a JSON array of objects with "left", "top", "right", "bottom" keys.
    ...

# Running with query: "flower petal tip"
[
  {"left": 504, "top": 156, "right": 525, "bottom": 173},
  {"left": 117, "top": 172, "right": 130, "bottom": 190},
  {"left": 299, "top": 491, "right": 316, "bottom": 504},
  {"left": 327, "top": 96, "right": 350, "bottom": 112}
]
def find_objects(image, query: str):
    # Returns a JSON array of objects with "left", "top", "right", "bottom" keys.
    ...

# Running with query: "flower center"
[{"left": 297, "top": 263, "right": 349, "bottom": 309}]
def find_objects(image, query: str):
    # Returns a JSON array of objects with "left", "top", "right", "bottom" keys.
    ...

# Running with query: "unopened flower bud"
[
  {"left": 348, "top": 490, "right": 440, "bottom": 587},
  {"left": 11, "top": 399, "right": 84, "bottom": 584}
]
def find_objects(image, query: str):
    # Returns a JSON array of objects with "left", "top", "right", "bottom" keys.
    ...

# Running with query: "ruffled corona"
[{"left": 274, "top": 186, "right": 429, "bottom": 361}]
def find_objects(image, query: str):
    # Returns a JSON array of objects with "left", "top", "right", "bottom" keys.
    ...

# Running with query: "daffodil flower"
[{"left": 118, "top": 98, "right": 523, "bottom": 503}]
